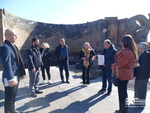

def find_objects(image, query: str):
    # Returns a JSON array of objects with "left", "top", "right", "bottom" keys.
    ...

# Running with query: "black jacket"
[
  {"left": 101, "top": 44, "right": 117, "bottom": 71},
  {"left": 40, "top": 48, "right": 51, "bottom": 66},
  {"left": 134, "top": 51, "right": 150, "bottom": 79},
  {"left": 79, "top": 49, "right": 95, "bottom": 67},
  {"left": 55, "top": 44, "right": 69, "bottom": 61},
  {"left": 27, "top": 46, "right": 42, "bottom": 70}
]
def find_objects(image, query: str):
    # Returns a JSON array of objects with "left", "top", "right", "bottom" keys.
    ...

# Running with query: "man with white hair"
[
  {"left": 98, "top": 39, "right": 117, "bottom": 95},
  {"left": 55, "top": 38, "right": 70, "bottom": 83}
]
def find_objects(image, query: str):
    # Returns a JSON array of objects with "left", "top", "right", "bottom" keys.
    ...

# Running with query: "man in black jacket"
[
  {"left": 98, "top": 39, "right": 117, "bottom": 95},
  {"left": 55, "top": 38, "right": 70, "bottom": 83},
  {"left": 27, "top": 38, "right": 43, "bottom": 97}
]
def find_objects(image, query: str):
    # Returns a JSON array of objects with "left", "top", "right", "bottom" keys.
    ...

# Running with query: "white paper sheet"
[
  {"left": 98, "top": 55, "right": 105, "bottom": 65},
  {"left": 4, "top": 76, "right": 18, "bottom": 87}
]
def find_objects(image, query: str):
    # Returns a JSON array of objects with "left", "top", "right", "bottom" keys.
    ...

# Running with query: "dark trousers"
[
  {"left": 101, "top": 70, "right": 112, "bottom": 92},
  {"left": 82, "top": 66, "right": 90, "bottom": 84},
  {"left": 41, "top": 64, "right": 51, "bottom": 80},
  {"left": 118, "top": 80, "right": 128, "bottom": 113},
  {"left": 134, "top": 79, "right": 148, "bottom": 100},
  {"left": 59, "top": 60, "right": 69, "bottom": 81},
  {"left": 4, "top": 85, "right": 18, "bottom": 113}
]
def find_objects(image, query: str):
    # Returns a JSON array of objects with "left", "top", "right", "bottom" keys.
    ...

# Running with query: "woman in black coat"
[
  {"left": 79, "top": 42, "right": 96, "bottom": 86},
  {"left": 40, "top": 42, "right": 52, "bottom": 84},
  {"left": 134, "top": 42, "right": 150, "bottom": 106}
]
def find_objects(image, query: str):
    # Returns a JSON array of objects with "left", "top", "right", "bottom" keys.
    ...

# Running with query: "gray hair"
[
  {"left": 83, "top": 42, "right": 92, "bottom": 49},
  {"left": 60, "top": 38, "right": 65, "bottom": 41},
  {"left": 138, "top": 42, "right": 149, "bottom": 51},
  {"left": 104, "top": 39, "right": 112, "bottom": 44}
]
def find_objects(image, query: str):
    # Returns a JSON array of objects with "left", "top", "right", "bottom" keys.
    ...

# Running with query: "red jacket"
[{"left": 112, "top": 48, "right": 136, "bottom": 80}]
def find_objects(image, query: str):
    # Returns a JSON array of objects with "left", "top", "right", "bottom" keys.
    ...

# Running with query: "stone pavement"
[{"left": 0, "top": 66, "right": 150, "bottom": 113}]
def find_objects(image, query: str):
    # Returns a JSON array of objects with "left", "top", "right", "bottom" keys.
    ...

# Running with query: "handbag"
[{"left": 112, "top": 66, "right": 119, "bottom": 86}]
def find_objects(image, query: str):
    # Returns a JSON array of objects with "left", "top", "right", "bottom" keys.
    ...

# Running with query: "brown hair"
[{"left": 121, "top": 34, "right": 138, "bottom": 60}]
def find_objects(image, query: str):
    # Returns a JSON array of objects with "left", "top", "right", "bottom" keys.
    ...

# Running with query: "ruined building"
[{"left": 0, "top": 9, "right": 150, "bottom": 66}]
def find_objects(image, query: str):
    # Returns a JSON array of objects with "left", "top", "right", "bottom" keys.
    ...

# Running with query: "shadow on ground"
[
  {"left": 16, "top": 85, "right": 85, "bottom": 112},
  {"left": 52, "top": 93, "right": 108, "bottom": 113}
]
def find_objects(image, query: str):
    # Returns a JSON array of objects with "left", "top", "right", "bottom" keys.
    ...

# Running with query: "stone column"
[{"left": 105, "top": 17, "right": 119, "bottom": 45}]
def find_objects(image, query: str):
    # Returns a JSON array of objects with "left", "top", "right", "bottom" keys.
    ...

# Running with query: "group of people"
[
  {"left": 0, "top": 29, "right": 70, "bottom": 113},
  {"left": 0, "top": 29, "right": 150, "bottom": 113},
  {"left": 27, "top": 37, "right": 70, "bottom": 97},
  {"left": 98, "top": 35, "right": 150, "bottom": 113}
]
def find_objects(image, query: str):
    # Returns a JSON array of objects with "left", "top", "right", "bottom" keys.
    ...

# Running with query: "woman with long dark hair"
[{"left": 112, "top": 35, "right": 138, "bottom": 113}]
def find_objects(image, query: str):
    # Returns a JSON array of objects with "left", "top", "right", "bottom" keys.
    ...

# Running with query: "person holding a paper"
[
  {"left": 79, "top": 42, "right": 96, "bottom": 85},
  {"left": 98, "top": 39, "right": 117, "bottom": 95},
  {"left": 0, "top": 29, "right": 26, "bottom": 113}
]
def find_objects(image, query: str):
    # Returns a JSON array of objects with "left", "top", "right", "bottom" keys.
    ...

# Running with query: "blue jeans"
[{"left": 101, "top": 69, "right": 112, "bottom": 92}]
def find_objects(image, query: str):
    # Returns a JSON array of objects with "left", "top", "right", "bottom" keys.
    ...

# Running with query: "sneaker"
[
  {"left": 83, "top": 84, "right": 87, "bottom": 87},
  {"left": 48, "top": 80, "right": 52, "bottom": 84},
  {"left": 98, "top": 89, "right": 106, "bottom": 93},
  {"left": 31, "top": 92, "right": 37, "bottom": 97},
  {"left": 42, "top": 80, "right": 47, "bottom": 84},
  {"left": 35, "top": 90, "right": 43, "bottom": 94}
]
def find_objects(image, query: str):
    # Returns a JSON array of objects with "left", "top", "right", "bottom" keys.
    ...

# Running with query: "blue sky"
[{"left": 0, "top": 0, "right": 149, "bottom": 24}]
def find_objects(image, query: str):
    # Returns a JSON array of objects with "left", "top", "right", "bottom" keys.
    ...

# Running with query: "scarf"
[
  {"left": 4, "top": 40, "right": 26, "bottom": 77},
  {"left": 82, "top": 48, "right": 91, "bottom": 68}
]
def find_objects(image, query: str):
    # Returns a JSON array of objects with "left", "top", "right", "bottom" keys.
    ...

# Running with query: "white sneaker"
[
  {"left": 48, "top": 80, "right": 52, "bottom": 84},
  {"left": 42, "top": 80, "right": 47, "bottom": 84}
]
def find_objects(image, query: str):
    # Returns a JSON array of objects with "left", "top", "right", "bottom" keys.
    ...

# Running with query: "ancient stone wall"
[
  {"left": 118, "top": 15, "right": 150, "bottom": 43},
  {"left": 0, "top": 9, "right": 150, "bottom": 66},
  {"left": 105, "top": 17, "right": 119, "bottom": 45},
  {"left": 1, "top": 9, "right": 109, "bottom": 65}
]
